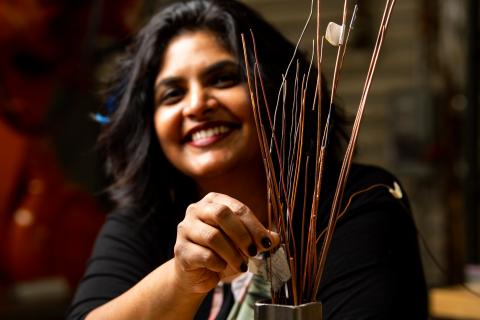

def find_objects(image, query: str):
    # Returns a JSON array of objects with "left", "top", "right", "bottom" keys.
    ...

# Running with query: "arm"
[
  {"left": 86, "top": 259, "right": 205, "bottom": 320},
  {"left": 76, "top": 193, "right": 279, "bottom": 320}
]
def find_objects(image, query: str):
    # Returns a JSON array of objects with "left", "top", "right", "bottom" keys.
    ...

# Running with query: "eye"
[
  {"left": 158, "top": 87, "right": 185, "bottom": 105},
  {"left": 210, "top": 72, "right": 241, "bottom": 88}
]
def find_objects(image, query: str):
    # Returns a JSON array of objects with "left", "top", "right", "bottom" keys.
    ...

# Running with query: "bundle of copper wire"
[{"left": 242, "top": 0, "right": 397, "bottom": 305}]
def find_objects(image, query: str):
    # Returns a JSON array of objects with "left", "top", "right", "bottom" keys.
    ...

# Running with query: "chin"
[
  {"left": 190, "top": 164, "right": 234, "bottom": 180},
  {"left": 184, "top": 158, "right": 242, "bottom": 182}
]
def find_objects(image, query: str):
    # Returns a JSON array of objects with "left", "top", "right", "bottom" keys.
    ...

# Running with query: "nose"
[{"left": 182, "top": 84, "right": 214, "bottom": 119}]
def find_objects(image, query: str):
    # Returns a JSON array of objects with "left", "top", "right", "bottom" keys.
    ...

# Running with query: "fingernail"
[
  {"left": 261, "top": 237, "right": 272, "bottom": 249},
  {"left": 247, "top": 244, "right": 257, "bottom": 257},
  {"left": 240, "top": 262, "right": 248, "bottom": 272}
]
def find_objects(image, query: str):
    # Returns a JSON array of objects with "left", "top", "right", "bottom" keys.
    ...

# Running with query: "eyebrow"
[
  {"left": 203, "top": 60, "right": 239, "bottom": 77},
  {"left": 155, "top": 59, "right": 239, "bottom": 90}
]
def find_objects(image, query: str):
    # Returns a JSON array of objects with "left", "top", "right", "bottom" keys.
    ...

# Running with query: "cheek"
[
  {"left": 154, "top": 108, "right": 181, "bottom": 150},
  {"left": 218, "top": 87, "right": 254, "bottom": 121},
  {"left": 235, "top": 96, "right": 257, "bottom": 135}
]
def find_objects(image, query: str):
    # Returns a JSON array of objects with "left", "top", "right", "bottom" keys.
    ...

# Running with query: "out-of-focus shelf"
[
  {"left": 429, "top": 283, "right": 480, "bottom": 319},
  {"left": 0, "top": 277, "right": 71, "bottom": 320}
]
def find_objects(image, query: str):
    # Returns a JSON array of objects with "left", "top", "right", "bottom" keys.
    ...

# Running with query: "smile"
[
  {"left": 187, "top": 125, "right": 236, "bottom": 147},
  {"left": 192, "top": 126, "right": 230, "bottom": 142}
]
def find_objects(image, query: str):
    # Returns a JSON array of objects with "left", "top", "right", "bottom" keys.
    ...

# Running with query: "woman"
[{"left": 68, "top": 0, "right": 428, "bottom": 319}]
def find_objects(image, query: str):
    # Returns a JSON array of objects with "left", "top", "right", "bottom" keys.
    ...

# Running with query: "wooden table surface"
[{"left": 429, "top": 283, "right": 480, "bottom": 319}]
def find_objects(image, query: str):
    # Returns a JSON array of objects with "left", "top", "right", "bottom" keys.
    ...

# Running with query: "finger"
[
  {"left": 174, "top": 239, "right": 227, "bottom": 273},
  {"left": 205, "top": 192, "right": 281, "bottom": 252},
  {"left": 196, "top": 200, "right": 258, "bottom": 258},
  {"left": 219, "top": 264, "right": 241, "bottom": 280},
  {"left": 185, "top": 218, "right": 248, "bottom": 273}
]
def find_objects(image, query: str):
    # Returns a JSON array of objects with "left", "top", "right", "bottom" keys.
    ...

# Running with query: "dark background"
[{"left": 0, "top": 0, "right": 478, "bottom": 318}]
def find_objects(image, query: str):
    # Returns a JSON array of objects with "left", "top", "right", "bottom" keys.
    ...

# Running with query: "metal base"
[{"left": 254, "top": 301, "right": 323, "bottom": 320}]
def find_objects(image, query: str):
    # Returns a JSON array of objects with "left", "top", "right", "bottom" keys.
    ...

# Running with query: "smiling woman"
[
  {"left": 66, "top": 0, "right": 428, "bottom": 319},
  {"left": 154, "top": 31, "right": 263, "bottom": 188}
]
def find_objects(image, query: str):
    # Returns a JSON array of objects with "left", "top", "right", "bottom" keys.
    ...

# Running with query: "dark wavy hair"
[{"left": 99, "top": 0, "right": 348, "bottom": 219}]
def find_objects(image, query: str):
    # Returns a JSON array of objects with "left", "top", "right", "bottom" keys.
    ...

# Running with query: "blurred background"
[{"left": 0, "top": 0, "right": 478, "bottom": 319}]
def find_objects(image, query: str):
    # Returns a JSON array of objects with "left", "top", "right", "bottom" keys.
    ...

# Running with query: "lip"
[{"left": 183, "top": 121, "right": 240, "bottom": 147}]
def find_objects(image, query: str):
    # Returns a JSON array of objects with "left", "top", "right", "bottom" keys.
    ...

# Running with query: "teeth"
[{"left": 192, "top": 126, "right": 230, "bottom": 142}]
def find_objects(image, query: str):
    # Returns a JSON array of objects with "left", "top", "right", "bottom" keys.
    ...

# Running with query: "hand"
[{"left": 172, "top": 192, "right": 280, "bottom": 293}]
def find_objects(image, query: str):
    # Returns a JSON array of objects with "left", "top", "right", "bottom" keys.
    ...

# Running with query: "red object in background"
[
  {"left": 0, "top": 0, "right": 143, "bottom": 288},
  {"left": 0, "top": 0, "right": 60, "bottom": 56},
  {"left": 0, "top": 0, "right": 145, "bottom": 289},
  {"left": 0, "top": 0, "right": 143, "bottom": 130},
  {"left": 0, "top": 120, "right": 105, "bottom": 287},
  {"left": 100, "top": 0, "right": 143, "bottom": 37},
  {"left": 0, "top": 0, "right": 142, "bottom": 54}
]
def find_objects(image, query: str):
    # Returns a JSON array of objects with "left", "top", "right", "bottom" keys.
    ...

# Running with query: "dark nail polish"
[
  {"left": 247, "top": 244, "right": 257, "bottom": 256},
  {"left": 240, "top": 262, "right": 248, "bottom": 272},
  {"left": 261, "top": 237, "right": 272, "bottom": 249}
]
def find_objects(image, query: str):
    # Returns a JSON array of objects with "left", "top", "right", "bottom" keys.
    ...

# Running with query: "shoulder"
[
  {"left": 343, "top": 163, "right": 411, "bottom": 214},
  {"left": 318, "top": 163, "right": 412, "bottom": 234},
  {"left": 99, "top": 207, "right": 157, "bottom": 236},
  {"left": 91, "top": 208, "right": 156, "bottom": 251},
  {"left": 347, "top": 163, "right": 401, "bottom": 191},
  {"left": 92, "top": 207, "right": 173, "bottom": 263},
  {"left": 319, "top": 164, "right": 428, "bottom": 318},
  {"left": 334, "top": 163, "right": 413, "bottom": 238}
]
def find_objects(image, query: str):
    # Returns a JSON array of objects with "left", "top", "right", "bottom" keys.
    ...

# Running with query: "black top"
[{"left": 67, "top": 164, "right": 428, "bottom": 319}]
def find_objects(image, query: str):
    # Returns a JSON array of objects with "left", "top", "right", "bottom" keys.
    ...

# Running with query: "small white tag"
[
  {"left": 389, "top": 181, "right": 403, "bottom": 199},
  {"left": 325, "top": 22, "right": 345, "bottom": 46},
  {"left": 248, "top": 246, "right": 291, "bottom": 292}
]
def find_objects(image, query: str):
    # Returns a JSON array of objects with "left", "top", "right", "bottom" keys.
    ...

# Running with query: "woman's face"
[{"left": 154, "top": 30, "right": 262, "bottom": 183}]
